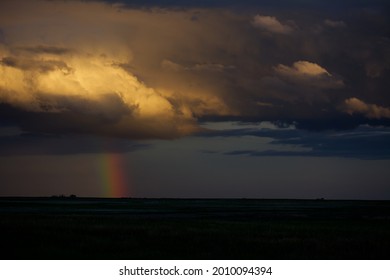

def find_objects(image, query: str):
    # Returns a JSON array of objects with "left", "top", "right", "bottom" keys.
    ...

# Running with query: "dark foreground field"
[{"left": 1, "top": 197, "right": 390, "bottom": 259}]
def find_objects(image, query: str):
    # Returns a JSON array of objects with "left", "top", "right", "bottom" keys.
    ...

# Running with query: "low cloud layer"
[
  {"left": 200, "top": 124, "right": 390, "bottom": 160},
  {"left": 0, "top": 0, "right": 389, "bottom": 139}
]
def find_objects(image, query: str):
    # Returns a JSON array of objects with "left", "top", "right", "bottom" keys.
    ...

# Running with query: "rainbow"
[{"left": 99, "top": 153, "right": 129, "bottom": 198}]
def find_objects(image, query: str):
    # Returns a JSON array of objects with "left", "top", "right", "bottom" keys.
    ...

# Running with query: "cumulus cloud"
[
  {"left": 344, "top": 98, "right": 390, "bottom": 119},
  {"left": 274, "top": 61, "right": 344, "bottom": 88},
  {"left": 0, "top": 44, "right": 199, "bottom": 138},
  {"left": 252, "top": 15, "right": 293, "bottom": 34}
]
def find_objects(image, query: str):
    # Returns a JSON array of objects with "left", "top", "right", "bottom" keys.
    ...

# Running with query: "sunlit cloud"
[
  {"left": 344, "top": 98, "right": 390, "bottom": 119},
  {"left": 276, "top": 61, "right": 331, "bottom": 76},
  {"left": 274, "top": 61, "right": 344, "bottom": 88},
  {"left": 252, "top": 15, "right": 293, "bottom": 34}
]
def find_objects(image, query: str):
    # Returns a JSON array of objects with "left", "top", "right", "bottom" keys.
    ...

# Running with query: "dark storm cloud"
[
  {"left": 0, "top": 130, "right": 150, "bottom": 156},
  {"left": 0, "top": 101, "right": 190, "bottom": 140},
  {"left": 200, "top": 125, "right": 390, "bottom": 160}
]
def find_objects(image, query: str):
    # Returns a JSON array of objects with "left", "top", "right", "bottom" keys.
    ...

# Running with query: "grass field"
[{"left": 1, "top": 198, "right": 390, "bottom": 259}]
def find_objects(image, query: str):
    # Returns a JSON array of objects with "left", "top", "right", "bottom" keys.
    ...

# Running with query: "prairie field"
[{"left": 1, "top": 198, "right": 390, "bottom": 259}]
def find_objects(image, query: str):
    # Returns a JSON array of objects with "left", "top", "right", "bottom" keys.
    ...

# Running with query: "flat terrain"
[{"left": 1, "top": 198, "right": 390, "bottom": 259}]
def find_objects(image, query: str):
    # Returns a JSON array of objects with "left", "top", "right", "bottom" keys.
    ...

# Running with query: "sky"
[{"left": 0, "top": 0, "right": 389, "bottom": 199}]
